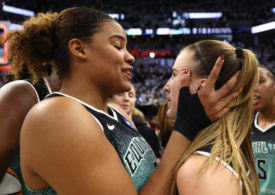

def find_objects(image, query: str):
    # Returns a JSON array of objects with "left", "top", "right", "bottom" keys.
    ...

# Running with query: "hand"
[
  {"left": 173, "top": 56, "right": 241, "bottom": 141},
  {"left": 174, "top": 68, "right": 191, "bottom": 89},
  {"left": 198, "top": 55, "right": 242, "bottom": 122}
]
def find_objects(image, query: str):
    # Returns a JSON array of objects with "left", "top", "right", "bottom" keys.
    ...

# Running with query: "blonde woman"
[{"left": 164, "top": 40, "right": 259, "bottom": 195}]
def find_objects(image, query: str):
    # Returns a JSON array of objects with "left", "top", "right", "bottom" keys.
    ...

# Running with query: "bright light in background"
[
  {"left": 156, "top": 28, "right": 171, "bottom": 35},
  {"left": 183, "top": 12, "right": 222, "bottom": 19},
  {"left": 149, "top": 52, "right": 155, "bottom": 58},
  {"left": 125, "top": 28, "right": 142, "bottom": 35},
  {"left": 2, "top": 4, "right": 34, "bottom": 17},
  {"left": 271, "top": 7, "right": 275, "bottom": 13},
  {"left": 109, "top": 13, "right": 119, "bottom": 19},
  {"left": 251, "top": 21, "right": 275, "bottom": 34},
  {"left": 109, "top": 13, "right": 125, "bottom": 20}
]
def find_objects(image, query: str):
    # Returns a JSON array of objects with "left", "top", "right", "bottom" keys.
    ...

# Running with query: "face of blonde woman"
[
  {"left": 111, "top": 84, "right": 136, "bottom": 115},
  {"left": 163, "top": 49, "right": 204, "bottom": 119}
]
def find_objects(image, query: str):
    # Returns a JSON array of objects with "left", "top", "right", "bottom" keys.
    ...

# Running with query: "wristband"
[{"left": 173, "top": 87, "right": 211, "bottom": 141}]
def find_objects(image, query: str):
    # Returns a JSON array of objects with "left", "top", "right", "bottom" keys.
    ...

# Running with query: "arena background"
[{"left": 0, "top": 0, "right": 274, "bottom": 119}]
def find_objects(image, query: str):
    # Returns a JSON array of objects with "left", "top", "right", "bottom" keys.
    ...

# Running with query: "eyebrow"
[
  {"left": 109, "top": 34, "right": 126, "bottom": 42},
  {"left": 172, "top": 68, "right": 179, "bottom": 72}
]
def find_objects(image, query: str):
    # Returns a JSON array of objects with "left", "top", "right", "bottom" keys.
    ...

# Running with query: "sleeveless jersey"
[
  {"left": 252, "top": 112, "right": 275, "bottom": 195},
  {"left": 196, "top": 146, "right": 239, "bottom": 179},
  {"left": 26, "top": 92, "right": 157, "bottom": 194}
]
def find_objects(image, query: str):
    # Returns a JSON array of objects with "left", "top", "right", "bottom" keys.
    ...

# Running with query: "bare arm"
[{"left": 0, "top": 81, "right": 38, "bottom": 182}]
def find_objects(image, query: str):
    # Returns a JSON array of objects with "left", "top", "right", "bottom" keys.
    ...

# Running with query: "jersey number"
[{"left": 257, "top": 160, "right": 266, "bottom": 180}]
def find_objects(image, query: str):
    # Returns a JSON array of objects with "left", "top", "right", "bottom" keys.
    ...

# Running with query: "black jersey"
[
  {"left": 46, "top": 92, "right": 158, "bottom": 191},
  {"left": 252, "top": 112, "right": 275, "bottom": 195},
  {"left": 25, "top": 77, "right": 51, "bottom": 101}
]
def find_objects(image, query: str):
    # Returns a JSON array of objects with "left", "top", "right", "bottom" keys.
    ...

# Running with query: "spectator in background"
[
  {"left": 252, "top": 66, "right": 275, "bottom": 195},
  {"left": 110, "top": 83, "right": 161, "bottom": 159}
]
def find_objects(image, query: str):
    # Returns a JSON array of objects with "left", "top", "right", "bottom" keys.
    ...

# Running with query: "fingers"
[
  {"left": 216, "top": 70, "right": 241, "bottom": 100},
  {"left": 209, "top": 107, "right": 230, "bottom": 122},
  {"left": 178, "top": 67, "right": 191, "bottom": 87},
  {"left": 205, "top": 55, "right": 224, "bottom": 90},
  {"left": 207, "top": 88, "right": 242, "bottom": 121}
]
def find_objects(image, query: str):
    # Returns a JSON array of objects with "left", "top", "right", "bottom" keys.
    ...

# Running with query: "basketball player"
[{"left": 253, "top": 66, "right": 275, "bottom": 195}]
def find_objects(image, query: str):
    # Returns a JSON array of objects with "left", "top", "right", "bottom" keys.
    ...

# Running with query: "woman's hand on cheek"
[
  {"left": 176, "top": 68, "right": 191, "bottom": 89},
  {"left": 197, "top": 55, "right": 241, "bottom": 122},
  {"left": 173, "top": 68, "right": 211, "bottom": 141}
]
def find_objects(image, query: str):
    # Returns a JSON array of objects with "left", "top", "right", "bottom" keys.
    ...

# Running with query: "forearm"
[{"left": 140, "top": 131, "right": 191, "bottom": 195}]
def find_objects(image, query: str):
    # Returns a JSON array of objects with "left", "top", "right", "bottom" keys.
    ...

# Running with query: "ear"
[
  {"left": 68, "top": 38, "right": 86, "bottom": 60},
  {"left": 198, "top": 79, "right": 207, "bottom": 90}
]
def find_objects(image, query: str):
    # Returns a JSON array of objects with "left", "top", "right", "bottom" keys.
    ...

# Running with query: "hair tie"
[{"left": 235, "top": 47, "right": 243, "bottom": 59}]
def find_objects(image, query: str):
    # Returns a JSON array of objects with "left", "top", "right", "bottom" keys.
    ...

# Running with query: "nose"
[
  {"left": 163, "top": 79, "right": 170, "bottom": 93},
  {"left": 122, "top": 93, "right": 130, "bottom": 102},
  {"left": 254, "top": 82, "right": 260, "bottom": 92},
  {"left": 125, "top": 50, "right": 135, "bottom": 65}
]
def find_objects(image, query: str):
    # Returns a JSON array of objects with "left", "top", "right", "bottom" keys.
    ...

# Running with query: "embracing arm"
[{"left": 0, "top": 81, "right": 38, "bottom": 182}]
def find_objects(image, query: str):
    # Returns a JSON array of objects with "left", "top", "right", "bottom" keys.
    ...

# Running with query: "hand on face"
[
  {"left": 173, "top": 68, "right": 191, "bottom": 90},
  {"left": 197, "top": 55, "right": 242, "bottom": 122}
]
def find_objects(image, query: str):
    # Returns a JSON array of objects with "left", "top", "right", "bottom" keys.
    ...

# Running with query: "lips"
[
  {"left": 253, "top": 95, "right": 260, "bottom": 105},
  {"left": 124, "top": 71, "right": 132, "bottom": 80},
  {"left": 120, "top": 104, "right": 129, "bottom": 108},
  {"left": 122, "top": 66, "right": 133, "bottom": 80}
]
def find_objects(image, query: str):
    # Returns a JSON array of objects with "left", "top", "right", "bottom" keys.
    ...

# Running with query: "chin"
[
  {"left": 122, "top": 82, "right": 132, "bottom": 91},
  {"left": 253, "top": 105, "right": 262, "bottom": 112},
  {"left": 166, "top": 109, "right": 177, "bottom": 120},
  {"left": 117, "top": 84, "right": 131, "bottom": 93}
]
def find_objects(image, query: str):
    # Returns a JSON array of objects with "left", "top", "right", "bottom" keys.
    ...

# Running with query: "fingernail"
[
  {"left": 220, "top": 55, "right": 224, "bottom": 60},
  {"left": 184, "top": 68, "right": 188, "bottom": 74}
]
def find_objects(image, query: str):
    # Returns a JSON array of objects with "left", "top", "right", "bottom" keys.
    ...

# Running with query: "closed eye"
[{"left": 114, "top": 45, "right": 122, "bottom": 50}]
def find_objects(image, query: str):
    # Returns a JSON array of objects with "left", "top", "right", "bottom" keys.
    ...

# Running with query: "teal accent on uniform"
[{"left": 252, "top": 113, "right": 275, "bottom": 195}]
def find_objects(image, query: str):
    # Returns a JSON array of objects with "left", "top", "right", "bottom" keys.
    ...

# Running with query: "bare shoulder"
[
  {"left": 0, "top": 80, "right": 39, "bottom": 138},
  {"left": 21, "top": 96, "right": 106, "bottom": 180},
  {"left": 176, "top": 154, "right": 241, "bottom": 195},
  {"left": 21, "top": 97, "right": 137, "bottom": 194},
  {"left": 21, "top": 96, "right": 102, "bottom": 140},
  {"left": 0, "top": 80, "right": 39, "bottom": 108}
]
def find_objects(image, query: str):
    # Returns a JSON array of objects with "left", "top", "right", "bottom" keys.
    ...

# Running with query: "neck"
[
  {"left": 257, "top": 98, "right": 275, "bottom": 127},
  {"left": 60, "top": 77, "right": 109, "bottom": 113}
]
